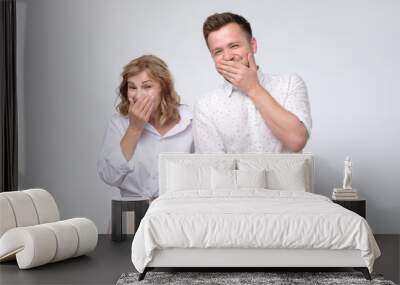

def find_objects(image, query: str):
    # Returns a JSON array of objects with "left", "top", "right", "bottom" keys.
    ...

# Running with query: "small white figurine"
[{"left": 342, "top": 156, "right": 352, "bottom": 190}]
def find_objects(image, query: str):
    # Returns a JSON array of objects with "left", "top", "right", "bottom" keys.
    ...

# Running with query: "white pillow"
[
  {"left": 236, "top": 169, "right": 267, "bottom": 189},
  {"left": 210, "top": 168, "right": 268, "bottom": 190},
  {"left": 167, "top": 162, "right": 210, "bottom": 191},
  {"left": 165, "top": 159, "right": 236, "bottom": 192},
  {"left": 238, "top": 159, "right": 308, "bottom": 191},
  {"left": 211, "top": 168, "right": 236, "bottom": 190}
]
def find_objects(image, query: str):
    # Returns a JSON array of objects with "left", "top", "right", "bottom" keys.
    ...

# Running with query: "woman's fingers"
[
  {"left": 140, "top": 96, "right": 154, "bottom": 117},
  {"left": 129, "top": 95, "right": 154, "bottom": 121},
  {"left": 135, "top": 95, "right": 151, "bottom": 116},
  {"left": 139, "top": 95, "right": 151, "bottom": 113},
  {"left": 130, "top": 95, "right": 147, "bottom": 114},
  {"left": 132, "top": 95, "right": 146, "bottom": 113},
  {"left": 128, "top": 98, "right": 134, "bottom": 111},
  {"left": 144, "top": 101, "right": 154, "bottom": 121}
]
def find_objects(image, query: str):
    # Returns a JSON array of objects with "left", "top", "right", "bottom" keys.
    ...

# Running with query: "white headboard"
[{"left": 158, "top": 153, "right": 314, "bottom": 195}]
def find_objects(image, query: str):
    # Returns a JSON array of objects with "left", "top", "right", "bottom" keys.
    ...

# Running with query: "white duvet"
[{"left": 131, "top": 190, "right": 380, "bottom": 273}]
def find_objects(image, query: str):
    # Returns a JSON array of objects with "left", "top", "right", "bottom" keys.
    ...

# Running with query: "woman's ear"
[{"left": 251, "top": 37, "right": 257, "bottom": 54}]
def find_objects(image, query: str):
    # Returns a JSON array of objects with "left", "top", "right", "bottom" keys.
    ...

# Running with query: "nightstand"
[
  {"left": 112, "top": 197, "right": 149, "bottom": 242},
  {"left": 332, "top": 199, "right": 366, "bottom": 218}
]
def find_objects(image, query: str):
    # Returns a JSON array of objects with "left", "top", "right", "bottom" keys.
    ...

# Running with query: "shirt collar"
[
  {"left": 222, "top": 66, "right": 266, "bottom": 97},
  {"left": 144, "top": 104, "right": 192, "bottom": 138}
]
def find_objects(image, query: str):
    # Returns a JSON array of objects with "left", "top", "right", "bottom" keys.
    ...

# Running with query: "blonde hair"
[{"left": 117, "top": 55, "right": 180, "bottom": 126}]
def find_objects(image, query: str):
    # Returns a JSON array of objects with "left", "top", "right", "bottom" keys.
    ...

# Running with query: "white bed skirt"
[{"left": 148, "top": 248, "right": 366, "bottom": 268}]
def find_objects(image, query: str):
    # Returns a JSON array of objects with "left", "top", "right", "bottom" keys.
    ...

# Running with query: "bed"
[{"left": 131, "top": 153, "right": 381, "bottom": 281}]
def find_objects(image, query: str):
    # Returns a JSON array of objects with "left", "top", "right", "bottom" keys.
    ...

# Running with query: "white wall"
[{"left": 17, "top": 0, "right": 400, "bottom": 233}]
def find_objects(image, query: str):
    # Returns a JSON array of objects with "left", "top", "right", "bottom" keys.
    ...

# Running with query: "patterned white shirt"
[
  {"left": 97, "top": 105, "right": 194, "bottom": 198},
  {"left": 193, "top": 69, "right": 312, "bottom": 153}
]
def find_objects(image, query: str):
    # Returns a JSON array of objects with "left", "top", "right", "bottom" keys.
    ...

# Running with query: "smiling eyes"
[
  {"left": 128, "top": 85, "right": 152, "bottom": 90},
  {"left": 213, "top": 43, "right": 240, "bottom": 56}
]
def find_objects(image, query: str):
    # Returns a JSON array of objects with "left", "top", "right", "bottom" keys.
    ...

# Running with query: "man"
[{"left": 193, "top": 12, "right": 312, "bottom": 153}]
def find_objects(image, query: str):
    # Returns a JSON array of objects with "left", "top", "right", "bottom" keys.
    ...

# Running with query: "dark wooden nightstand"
[
  {"left": 112, "top": 197, "right": 149, "bottom": 242},
  {"left": 332, "top": 199, "right": 366, "bottom": 218}
]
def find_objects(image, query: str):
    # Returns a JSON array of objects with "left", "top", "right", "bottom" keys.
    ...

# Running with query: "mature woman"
[{"left": 97, "top": 55, "right": 193, "bottom": 198}]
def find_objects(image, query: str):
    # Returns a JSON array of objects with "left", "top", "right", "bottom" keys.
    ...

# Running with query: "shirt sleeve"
[
  {"left": 97, "top": 115, "right": 137, "bottom": 187},
  {"left": 284, "top": 74, "right": 312, "bottom": 136},
  {"left": 193, "top": 98, "right": 225, "bottom": 153}
]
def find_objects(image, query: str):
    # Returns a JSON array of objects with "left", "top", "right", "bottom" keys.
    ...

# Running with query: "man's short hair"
[{"left": 203, "top": 12, "right": 252, "bottom": 45}]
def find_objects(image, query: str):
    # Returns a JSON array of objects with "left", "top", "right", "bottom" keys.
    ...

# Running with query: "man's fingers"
[
  {"left": 224, "top": 76, "right": 236, "bottom": 84},
  {"left": 217, "top": 68, "right": 237, "bottom": 78},
  {"left": 217, "top": 64, "right": 239, "bottom": 75},
  {"left": 218, "top": 67, "right": 235, "bottom": 77},
  {"left": 219, "top": 60, "right": 242, "bottom": 70},
  {"left": 219, "top": 70, "right": 236, "bottom": 83}
]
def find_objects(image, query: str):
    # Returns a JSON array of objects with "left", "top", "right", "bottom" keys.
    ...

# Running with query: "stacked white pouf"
[{"left": 0, "top": 189, "right": 98, "bottom": 269}]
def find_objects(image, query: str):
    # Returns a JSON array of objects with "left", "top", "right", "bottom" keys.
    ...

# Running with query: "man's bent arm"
[{"left": 247, "top": 75, "right": 311, "bottom": 152}]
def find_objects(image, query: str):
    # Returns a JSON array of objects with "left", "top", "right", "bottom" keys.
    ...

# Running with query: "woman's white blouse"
[{"left": 97, "top": 105, "right": 193, "bottom": 198}]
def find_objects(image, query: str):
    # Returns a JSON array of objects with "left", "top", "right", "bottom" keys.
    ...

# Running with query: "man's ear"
[{"left": 250, "top": 37, "right": 257, "bottom": 54}]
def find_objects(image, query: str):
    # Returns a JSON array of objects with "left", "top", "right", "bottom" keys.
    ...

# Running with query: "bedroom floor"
[{"left": 0, "top": 234, "right": 398, "bottom": 285}]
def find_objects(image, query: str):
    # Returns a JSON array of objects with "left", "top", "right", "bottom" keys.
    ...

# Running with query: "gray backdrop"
[{"left": 16, "top": 0, "right": 400, "bottom": 234}]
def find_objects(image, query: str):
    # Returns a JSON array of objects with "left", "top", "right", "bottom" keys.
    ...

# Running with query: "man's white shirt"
[
  {"left": 97, "top": 105, "right": 193, "bottom": 198},
  {"left": 193, "top": 69, "right": 312, "bottom": 153}
]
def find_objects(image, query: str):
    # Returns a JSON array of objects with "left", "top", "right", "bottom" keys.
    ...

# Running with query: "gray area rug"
[{"left": 116, "top": 271, "right": 396, "bottom": 285}]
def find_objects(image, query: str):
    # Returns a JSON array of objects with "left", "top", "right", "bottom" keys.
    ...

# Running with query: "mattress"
[{"left": 131, "top": 189, "right": 380, "bottom": 273}]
